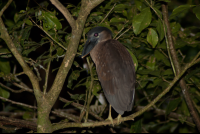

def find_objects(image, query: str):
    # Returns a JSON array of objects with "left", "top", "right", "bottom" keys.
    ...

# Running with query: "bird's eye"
[{"left": 94, "top": 33, "right": 98, "bottom": 37}]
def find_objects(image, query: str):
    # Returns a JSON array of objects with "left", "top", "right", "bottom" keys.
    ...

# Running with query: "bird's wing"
[{"left": 94, "top": 39, "right": 136, "bottom": 114}]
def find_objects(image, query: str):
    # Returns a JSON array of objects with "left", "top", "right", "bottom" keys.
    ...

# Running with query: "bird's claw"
[
  {"left": 106, "top": 116, "right": 114, "bottom": 127},
  {"left": 116, "top": 114, "right": 122, "bottom": 125}
]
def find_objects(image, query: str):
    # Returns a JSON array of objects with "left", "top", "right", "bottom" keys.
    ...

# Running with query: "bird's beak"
[
  {"left": 81, "top": 38, "right": 97, "bottom": 58},
  {"left": 81, "top": 40, "right": 90, "bottom": 58}
]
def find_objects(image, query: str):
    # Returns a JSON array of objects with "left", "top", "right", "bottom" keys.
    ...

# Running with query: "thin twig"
[
  {"left": 116, "top": 26, "right": 132, "bottom": 40},
  {"left": 43, "top": 42, "right": 53, "bottom": 94},
  {"left": 12, "top": 82, "right": 33, "bottom": 93},
  {"left": 85, "top": 57, "right": 94, "bottom": 122},
  {"left": 113, "top": 20, "right": 129, "bottom": 39},
  {"left": 0, "top": 96, "right": 37, "bottom": 109},
  {"left": 0, "top": 0, "right": 13, "bottom": 17},
  {"left": 0, "top": 82, "right": 30, "bottom": 93},
  {"left": 52, "top": 110, "right": 79, "bottom": 123},
  {"left": 100, "top": 3, "right": 116, "bottom": 24}
]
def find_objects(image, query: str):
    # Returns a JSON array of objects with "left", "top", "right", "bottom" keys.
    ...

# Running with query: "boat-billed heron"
[{"left": 82, "top": 26, "right": 135, "bottom": 125}]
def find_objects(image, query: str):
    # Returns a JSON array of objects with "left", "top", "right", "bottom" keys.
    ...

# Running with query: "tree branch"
[
  {"left": 0, "top": 116, "right": 37, "bottom": 131},
  {"left": 162, "top": 4, "right": 200, "bottom": 131},
  {"left": 0, "top": 96, "right": 37, "bottom": 109},
  {"left": 0, "top": 0, "right": 13, "bottom": 17},
  {"left": 0, "top": 82, "right": 32, "bottom": 93}
]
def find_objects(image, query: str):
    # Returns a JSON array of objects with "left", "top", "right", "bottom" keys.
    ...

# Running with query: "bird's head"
[{"left": 81, "top": 26, "right": 112, "bottom": 58}]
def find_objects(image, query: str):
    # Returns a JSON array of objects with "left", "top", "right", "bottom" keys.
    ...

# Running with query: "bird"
[{"left": 81, "top": 26, "right": 136, "bottom": 125}]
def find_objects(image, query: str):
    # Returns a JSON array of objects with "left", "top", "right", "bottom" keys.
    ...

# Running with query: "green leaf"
[
  {"left": 90, "top": 12, "right": 104, "bottom": 17},
  {"left": 14, "top": 13, "right": 25, "bottom": 23},
  {"left": 67, "top": 70, "right": 80, "bottom": 89},
  {"left": 63, "top": 101, "right": 73, "bottom": 108},
  {"left": 0, "top": 87, "right": 10, "bottom": 99},
  {"left": 147, "top": 28, "right": 158, "bottom": 48},
  {"left": 22, "top": 46, "right": 39, "bottom": 56},
  {"left": 4, "top": 19, "right": 15, "bottom": 27},
  {"left": 146, "top": 55, "right": 156, "bottom": 70},
  {"left": 42, "top": 11, "right": 62, "bottom": 31},
  {"left": 128, "top": 6, "right": 137, "bottom": 20},
  {"left": 137, "top": 70, "right": 160, "bottom": 78},
  {"left": 130, "top": 119, "right": 142, "bottom": 133},
  {"left": 67, "top": 79, "right": 73, "bottom": 89},
  {"left": 71, "top": 70, "right": 80, "bottom": 81},
  {"left": 181, "top": 99, "right": 190, "bottom": 117},
  {"left": 92, "top": 81, "right": 101, "bottom": 96},
  {"left": 20, "top": 26, "right": 32, "bottom": 46},
  {"left": 193, "top": 6, "right": 200, "bottom": 20},
  {"left": 98, "top": 21, "right": 112, "bottom": 31},
  {"left": 162, "top": 69, "right": 173, "bottom": 76},
  {"left": 114, "top": 4, "right": 127, "bottom": 11},
  {"left": 0, "top": 59, "right": 11, "bottom": 74},
  {"left": 169, "top": 5, "right": 195, "bottom": 20},
  {"left": 110, "top": 17, "right": 126, "bottom": 23},
  {"left": 154, "top": 50, "right": 165, "bottom": 61},
  {"left": 25, "top": 19, "right": 33, "bottom": 25},
  {"left": 166, "top": 98, "right": 182, "bottom": 116},
  {"left": 152, "top": 6, "right": 162, "bottom": 18},
  {"left": 132, "top": 7, "right": 152, "bottom": 35},
  {"left": 126, "top": 48, "right": 138, "bottom": 71},
  {"left": 122, "top": 10, "right": 127, "bottom": 17},
  {"left": 156, "top": 20, "right": 165, "bottom": 41},
  {"left": 70, "top": 94, "right": 85, "bottom": 101},
  {"left": 170, "top": 22, "right": 181, "bottom": 36},
  {"left": 73, "top": 61, "right": 80, "bottom": 68},
  {"left": 135, "top": 0, "right": 143, "bottom": 11}
]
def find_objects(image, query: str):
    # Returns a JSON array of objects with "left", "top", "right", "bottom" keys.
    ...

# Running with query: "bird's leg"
[
  {"left": 116, "top": 114, "right": 122, "bottom": 125},
  {"left": 105, "top": 105, "right": 114, "bottom": 126}
]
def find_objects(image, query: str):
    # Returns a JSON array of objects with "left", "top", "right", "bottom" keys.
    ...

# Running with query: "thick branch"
[
  {"left": 162, "top": 4, "right": 200, "bottom": 131},
  {"left": 52, "top": 52, "right": 200, "bottom": 130}
]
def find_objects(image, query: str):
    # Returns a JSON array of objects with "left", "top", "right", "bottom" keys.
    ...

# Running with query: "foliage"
[{"left": 0, "top": 0, "right": 200, "bottom": 133}]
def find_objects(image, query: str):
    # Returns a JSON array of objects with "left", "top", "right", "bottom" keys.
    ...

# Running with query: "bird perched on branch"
[{"left": 82, "top": 26, "right": 136, "bottom": 125}]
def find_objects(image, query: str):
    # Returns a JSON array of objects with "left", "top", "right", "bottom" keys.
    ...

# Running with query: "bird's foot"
[
  {"left": 116, "top": 114, "right": 122, "bottom": 125},
  {"left": 105, "top": 116, "right": 114, "bottom": 127}
]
